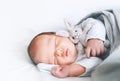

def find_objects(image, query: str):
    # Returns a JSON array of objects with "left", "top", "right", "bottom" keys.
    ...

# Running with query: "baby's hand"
[
  {"left": 51, "top": 65, "right": 69, "bottom": 78},
  {"left": 85, "top": 39, "right": 104, "bottom": 58}
]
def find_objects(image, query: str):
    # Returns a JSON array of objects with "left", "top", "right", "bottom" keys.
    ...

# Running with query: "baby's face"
[{"left": 34, "top": 34, "right": 77, "bottom": 65}]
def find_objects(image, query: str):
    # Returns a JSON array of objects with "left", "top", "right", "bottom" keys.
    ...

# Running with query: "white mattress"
[{"left": 0, "top": 0, "right": 119, "bottom": 81}]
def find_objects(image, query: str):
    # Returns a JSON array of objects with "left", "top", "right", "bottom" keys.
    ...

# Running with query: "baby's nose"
[{"left": 56, "top": 49, "right": 64, "bottom": 56}]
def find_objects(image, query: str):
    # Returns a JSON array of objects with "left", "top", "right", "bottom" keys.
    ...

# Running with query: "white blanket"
[
  {"left": 77, "top": 9, "right": 120, "bottom": 81},
  {"left": 0, "top": 0, "right": 120, "bottom": 81}
]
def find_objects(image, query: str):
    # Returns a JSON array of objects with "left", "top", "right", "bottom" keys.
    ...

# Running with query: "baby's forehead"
[
  {"left": 33, "top": 35, "right": 52, "bottom": 43},
  {"left": 33, "top": 34, "right": 56, "bottom": 64},
  {"left": 34, "top": 34, "right": 57, "bottom": 50}
]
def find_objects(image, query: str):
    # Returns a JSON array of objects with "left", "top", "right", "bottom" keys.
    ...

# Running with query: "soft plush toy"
[
  {"left": 65, "top": 20, "right": 93, "bottom": 54},
  {"left": 56, "top": 19, "right": 92, "bottom": 54}
]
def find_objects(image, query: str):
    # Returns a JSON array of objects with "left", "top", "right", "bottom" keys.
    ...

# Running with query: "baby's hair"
[{"left": 28, "top": 32, "right": 55, "bottom": 64}]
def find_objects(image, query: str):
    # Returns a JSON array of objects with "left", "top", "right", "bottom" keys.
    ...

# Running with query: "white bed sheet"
[{"left": 0, "top": 0, "right": 120, "bottom": 81}]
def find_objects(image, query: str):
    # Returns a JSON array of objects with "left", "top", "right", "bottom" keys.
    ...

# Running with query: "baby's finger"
[
  {"left": 51, "top": 67, "right": 56, "bottom": 74},
  {"left": 91, "top": 49, "right": 96, "bottom": 56},
  {"left": 96, "top": 47, "right": 104, "bottom": 56},
  {"left": 100, "top": 47, "right": 104, "bottom": 54},
  {"left": 85, "top": 47, "right": 91, "bottom": 58},
  {"left": 51, "top": 66, "right": 59, "bottom": 72},
  {"left": 51, "top": 66, "right": 61, "bottom": 76},
  {"left": 96, "top": 48, "right": 100, "bottom": 56},
  {"left": 56, "top": 66, "right": 62, "bottom": 72}
]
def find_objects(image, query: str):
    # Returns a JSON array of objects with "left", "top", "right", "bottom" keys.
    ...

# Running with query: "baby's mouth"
[{"left": 66, "top": 48, "right": 70, "bottom": 57}]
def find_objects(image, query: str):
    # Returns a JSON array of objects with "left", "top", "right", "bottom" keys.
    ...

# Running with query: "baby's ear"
[
  {"left": 64, "top": 19, "right": 74, "bottom": 31},
  {"left": 56, "top": 30, "right": 69, "bottom": 37}
]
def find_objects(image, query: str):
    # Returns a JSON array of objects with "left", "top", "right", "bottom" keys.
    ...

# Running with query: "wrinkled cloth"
[
  {"left": 76, "top": 9, "right": 120, "bottom": 81},
  {"left": 37, "top": 63, "right": 58, "bottom": 73}
]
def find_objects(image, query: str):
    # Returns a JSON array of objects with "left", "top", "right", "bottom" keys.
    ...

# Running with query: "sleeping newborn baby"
[{"left": 28, "top": 18, "right": 106, "bottom": 78}]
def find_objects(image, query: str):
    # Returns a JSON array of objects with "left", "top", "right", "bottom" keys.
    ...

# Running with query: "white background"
[
  {"left": 0, "top": 0, "right": 120, "bottom": 28},
  {"left": 0, "top": 0, "right": 120, "bottom": 81}
]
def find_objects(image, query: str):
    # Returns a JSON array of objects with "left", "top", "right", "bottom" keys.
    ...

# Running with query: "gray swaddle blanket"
[{"left": 76, "top": 9, "right": 120, "bottom": 81}]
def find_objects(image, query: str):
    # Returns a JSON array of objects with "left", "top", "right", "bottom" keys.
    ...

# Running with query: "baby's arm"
[
  {"left": 51, "top": 56, "right": 102, "bottom": 78},
  {"left": 83, "top": 18, "right": 106, "bottom": 58},
  {"left": 51, "top": 64, "right": 85, "bottom": 78}
]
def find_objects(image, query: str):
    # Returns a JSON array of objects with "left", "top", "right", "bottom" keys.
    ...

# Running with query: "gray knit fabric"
[{"left": 76, "top": 9, "right": 120, "bottom": 81}]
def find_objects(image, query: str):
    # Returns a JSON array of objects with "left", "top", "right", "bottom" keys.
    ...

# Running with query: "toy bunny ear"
[
  {"left": 64, "top": 19, "right": 74, "bottom": 31},
  {"left": 56, "top": 30, "right": 69, "bottom": 37}
]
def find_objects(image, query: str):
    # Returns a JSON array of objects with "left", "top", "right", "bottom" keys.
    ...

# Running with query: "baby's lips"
[
  {"left": 65, "top": 48, "right": 68, "bottom": 56},
  {"left": 66, "top": 48, "right": 70, "bottom": 57}
]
